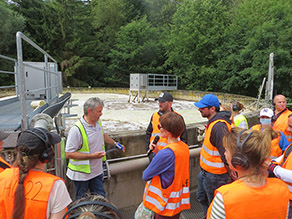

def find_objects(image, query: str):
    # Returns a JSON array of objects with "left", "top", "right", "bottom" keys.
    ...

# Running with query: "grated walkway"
[{"left": 119, "top": 193, "right": 204, "bottom": 219}]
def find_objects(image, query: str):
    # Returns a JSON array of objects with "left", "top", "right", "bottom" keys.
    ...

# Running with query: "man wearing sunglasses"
[{"left": 145, "top": 92, "right": 188, "bottom": 161}]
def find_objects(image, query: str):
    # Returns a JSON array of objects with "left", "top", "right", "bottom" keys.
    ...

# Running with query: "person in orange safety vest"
[
  {"left": 143, "top": 112, "right": 190, "bottom": 219},
  {"left": 268, "top": 114, "right": 292, "bottom": 218},
  {"left": 251, "top": 108, "right": 289, "bottom": 159},
  {"left": 0, "top": 128, "right": 71, "bottom": 219},
  {"left": 0, "top": 131, "right": 11, "bottom": 173},
  {"left": 145, "top": 92, "right": 188, "bottom": 161},
  {"left": 273, "top": 94, "right": 292, "bottom": 144},
  {"left": 207, "top": 127, "right": 289, "bottom": 219},
  {"left": 194, "top": 94, "right": 233, "bottom": 218}
]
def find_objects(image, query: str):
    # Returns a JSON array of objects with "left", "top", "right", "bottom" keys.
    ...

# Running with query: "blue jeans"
[
  {"left": 73, "top": 174, "right": 105, "bottom": 200},
  {"left": 196, "top": 169, "right": 229, "bottom": 218}
]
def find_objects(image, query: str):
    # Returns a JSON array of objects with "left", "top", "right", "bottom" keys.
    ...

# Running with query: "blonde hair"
[{"left": 223, "top": 127, "right": 277, "bottom": 175}]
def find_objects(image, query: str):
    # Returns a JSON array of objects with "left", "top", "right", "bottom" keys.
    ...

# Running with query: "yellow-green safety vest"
[
  {"left": 234, "top": 114, "right": 249, "bottom": 129},
  {"left": 68, "top": 120, "right": 106, "bottom": 174}
]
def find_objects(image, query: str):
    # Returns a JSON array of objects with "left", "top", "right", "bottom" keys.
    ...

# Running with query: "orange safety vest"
[
  {"left": 150, "top": 111, "right": 182, "bottom": 150},
  {"left": 0, "top": 156, "right": 11, "bottom": 173},
  {"left": 200, "top": 119, "right": 231, "bottom": 174},
  {"left": 207, "top": 178, "right": 289, "bottom": 219},
  {"left": 143, "top": 141, "right": 190, "bottom": 216},
  {"left": 273, "top": 109, "right": 292, "bottom": 143},
  {"left": 277, "top": 144, "right": 292, "bottom": 199},
  {"left": 251, "top": 124, "right": 283, "bottom": 158},
  {"left": 0, "top": 168, "right": 62, "bottom": 219}
]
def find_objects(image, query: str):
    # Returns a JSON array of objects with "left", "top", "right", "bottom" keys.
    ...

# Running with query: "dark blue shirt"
[{"left": 142, "top": 148, "right": 175, "bottom": 189}]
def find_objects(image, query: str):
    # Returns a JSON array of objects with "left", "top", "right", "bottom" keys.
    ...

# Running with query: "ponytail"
[{"left": 12, "top": 146, "right": 39, "bottom": 219}]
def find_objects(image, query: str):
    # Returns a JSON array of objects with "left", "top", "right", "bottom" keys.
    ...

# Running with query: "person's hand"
[
  {"left": 151, "top": 142, "right": 159, "bottom": 154},
  {"left": 229, "top": 169, "right": 238, "bottom": 181},
  {"left": 92, "top": 151, "right": 106, "bottom": 159}
]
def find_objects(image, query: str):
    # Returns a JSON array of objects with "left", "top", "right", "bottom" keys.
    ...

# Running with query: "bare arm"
[
  {"left": 104, "top": 133, "right": 116, "bottom": 145},
  {"left": 66, "top": 151, "right": 106, "bottom": 160},
  {"left": 50, "top": 208, "right": 66, "bottom": 219},
  {"left": 104, "top": 133, "right": 126, "bottom": 152}
]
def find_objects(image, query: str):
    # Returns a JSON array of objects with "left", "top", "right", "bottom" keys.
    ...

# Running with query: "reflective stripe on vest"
[
  {"left": 150, "top": 111, "right": 182, "bottom": 149},
  {"left": 234, "top": 114, "right": 249, "bottom": 129},
  {"left": 207, "top": 178, "right": 289, "bottom": 219},
  {"left": 68, "top": 120, "right": 105, "bottom": 174},
  {"left": 143, "top": 141, "right": 190, "bottom": 216},
  {"left": 0, "top": 168, "right": 61, "bottom": 219},
  {"left": 273, "top": 109, "right": 292, "bottom": 143},
  {"left": 200, "top": 119, "right": 231, "bottom": 174}
]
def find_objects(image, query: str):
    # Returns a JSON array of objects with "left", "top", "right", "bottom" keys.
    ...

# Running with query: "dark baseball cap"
[
  {"left": 0, "top": 131, "right": 10, "bottom": 141},
  {"left": 194, "top": 94, "right": 220, "bottom": 108},
  {"left": 17, "top": 128, "right": 61, "bottom": 155},
  {"left": 155, "top": 92, "right": 173, "bottom": 102}
]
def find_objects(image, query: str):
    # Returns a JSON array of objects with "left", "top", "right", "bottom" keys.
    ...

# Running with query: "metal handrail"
[
  {"left": 0, "top": 54, "right": 18, "bottom": 91},
  {"left": 16, "top": 31, "right": 59, "bottom": 130}
]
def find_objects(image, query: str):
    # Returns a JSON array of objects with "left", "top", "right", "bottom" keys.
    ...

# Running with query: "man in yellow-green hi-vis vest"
[{"left": 65, "top": 97, "right": 125, "bottom": 199}]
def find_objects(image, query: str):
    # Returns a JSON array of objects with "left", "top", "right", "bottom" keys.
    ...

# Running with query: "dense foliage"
[{"left": 1, "top": 0, "right": 292, "bottom": 97}]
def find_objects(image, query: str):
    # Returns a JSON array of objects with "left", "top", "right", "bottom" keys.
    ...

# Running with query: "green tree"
[
  {"left": 91, "top": 0, "right": 143, "bottom": 87},
  {"left": 217, "top": 0, "right": 292, "bottom": 96},
  {"left": 144, "top": 0, "right": 181, "bottom": 28},
  {"left": 10, "top": 0, "right": 103, "bottom": 87},
  {"left": 108, "top": 16, "right": 165, "bottom": 86},
  {"left": 165, "top": 0, "right": 229, "bottom": 90},
  {"left": 0, "top": 1, "right": 25, "bottom": 86}
]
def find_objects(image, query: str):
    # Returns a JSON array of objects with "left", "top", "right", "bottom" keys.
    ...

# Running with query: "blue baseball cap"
[{"left": 194, "top": 94, "right": 220, "bottom": 108}]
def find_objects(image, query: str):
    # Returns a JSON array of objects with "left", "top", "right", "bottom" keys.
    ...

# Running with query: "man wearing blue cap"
[{"left": 194, "top": 94, "right": 233, "bottom": 218}]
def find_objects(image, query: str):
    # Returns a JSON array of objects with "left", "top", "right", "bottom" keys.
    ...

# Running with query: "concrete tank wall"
[{"left": 63, "top": 87, "right": 257, "bottom": 108}]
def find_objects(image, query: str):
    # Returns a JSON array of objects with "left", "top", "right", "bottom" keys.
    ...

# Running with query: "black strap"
[
  {"left": 281, "top": 143, "right": 292, "bottom": 166},
  {"left": 0, "top": 161, "right": 10, "bottom": 170}
]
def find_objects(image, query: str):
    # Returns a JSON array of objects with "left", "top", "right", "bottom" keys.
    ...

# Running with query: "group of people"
[
  {"left": 142, "top": 92, "right": 292, "bottom": 219},
  {"left": 0, "top": 97, "right": 124, "bottom": 218},
  {"left": 1, "top": 91, "right": 292, "bottom": 218}
]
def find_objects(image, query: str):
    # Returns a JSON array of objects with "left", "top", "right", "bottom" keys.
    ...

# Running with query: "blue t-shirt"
[{"left": 142, "top": 148, "right": 175, "bottom": 189}]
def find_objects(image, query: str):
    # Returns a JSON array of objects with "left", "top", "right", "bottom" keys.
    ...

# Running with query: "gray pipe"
[{"left": 108, "top": 146, "right": 201, "bottom": 176}]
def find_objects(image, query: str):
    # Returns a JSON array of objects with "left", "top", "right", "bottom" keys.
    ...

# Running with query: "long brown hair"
[
  {"left": 12, "top": 145, "right": 39, "bottom": 219},
  {"left": 223, "top": 127, "right": 277, "bottom": 176}
]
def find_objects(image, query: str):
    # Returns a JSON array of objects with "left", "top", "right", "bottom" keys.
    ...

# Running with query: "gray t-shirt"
[{"left": 65, "top": 117, "right": 104, "bottom": 181}]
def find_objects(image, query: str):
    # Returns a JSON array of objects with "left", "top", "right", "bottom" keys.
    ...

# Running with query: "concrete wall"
[{"left": 63, "top": 87, "right": 257, "bottom": 109}]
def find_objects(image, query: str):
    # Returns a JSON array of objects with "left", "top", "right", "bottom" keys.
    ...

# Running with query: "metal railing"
[
  {"left": 16, "top": 31, "right": 61, "bottom": 129},
  {"left": 147, "top": 73, "right": 178, "bottom": 90},
  {"left": 0, "top": 54, "right": 18, "bottom": 90}
]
